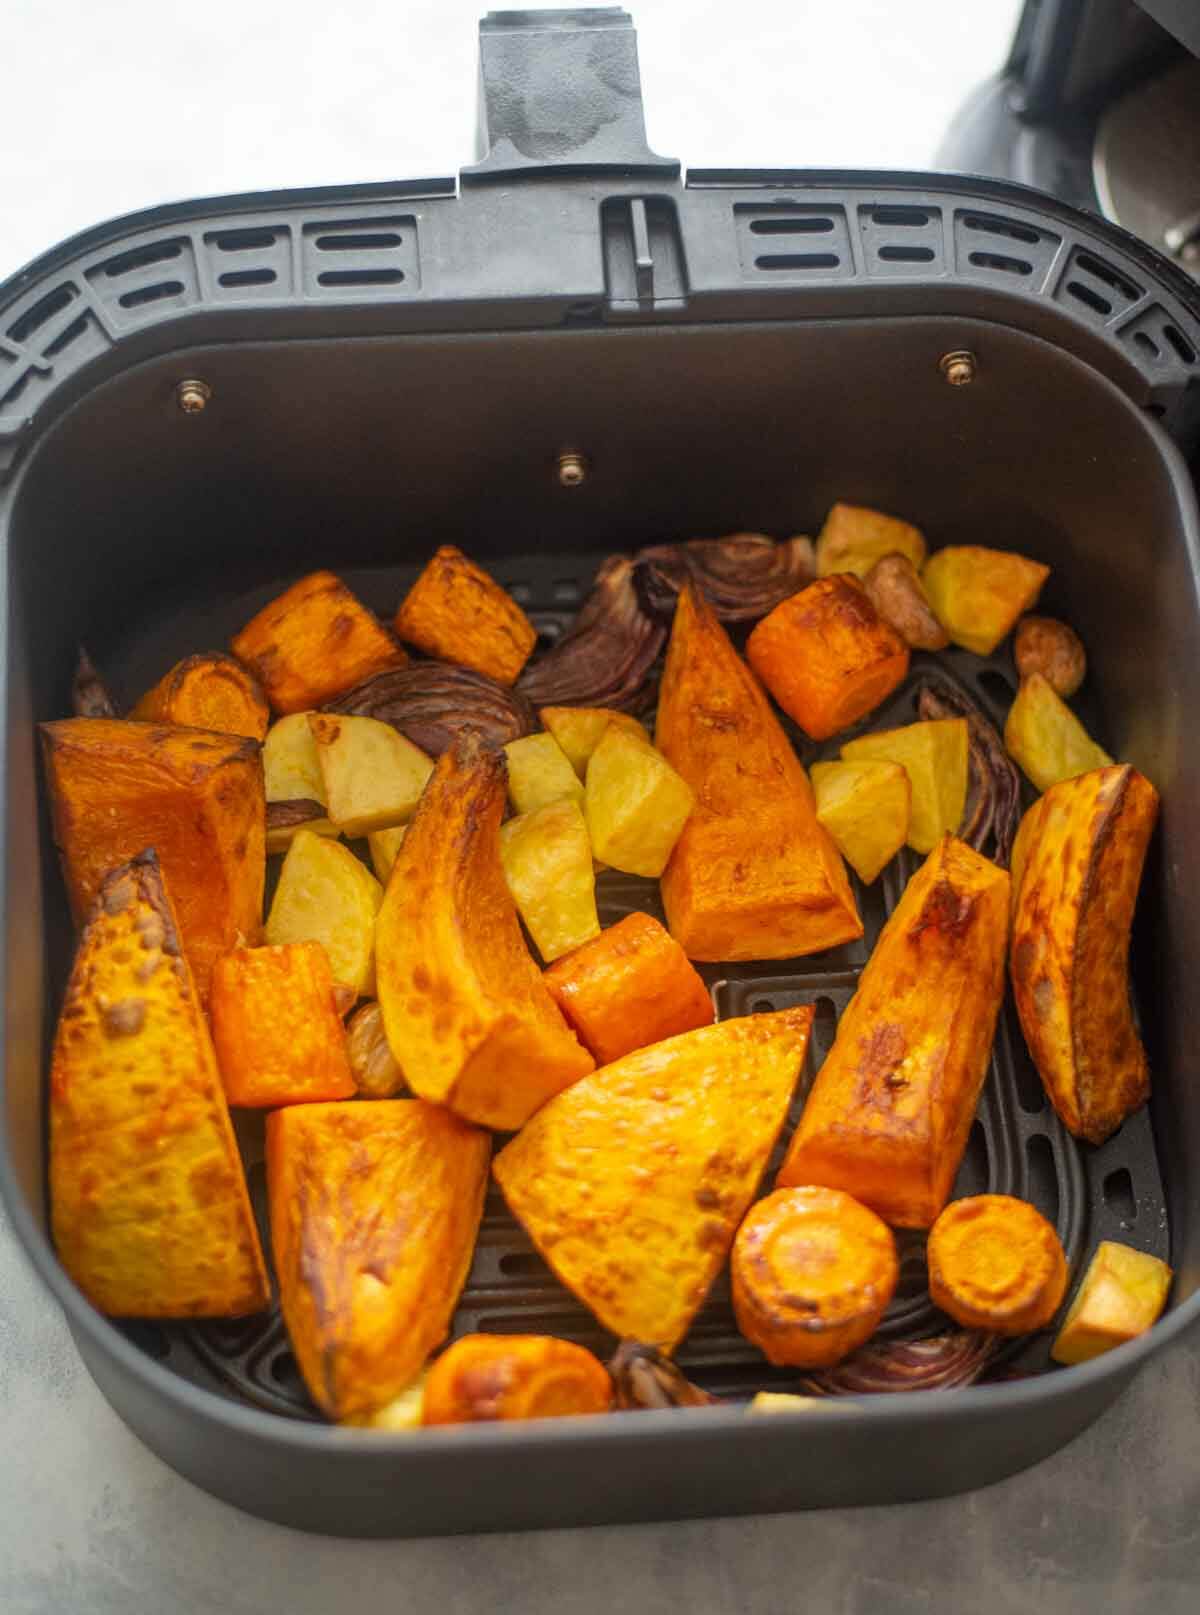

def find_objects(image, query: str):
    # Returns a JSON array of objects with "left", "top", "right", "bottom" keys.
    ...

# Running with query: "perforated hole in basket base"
[{"left": 136, "top": 553, "right": 1169, "bottom": 1417}]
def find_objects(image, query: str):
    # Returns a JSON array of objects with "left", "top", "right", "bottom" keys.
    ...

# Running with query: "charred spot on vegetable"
[
  {"left": 911, "top": 877, "right": 977, "bottom": 940},
  {"left": 102, "top": 998, "right": 146, "bottom": 1037}
]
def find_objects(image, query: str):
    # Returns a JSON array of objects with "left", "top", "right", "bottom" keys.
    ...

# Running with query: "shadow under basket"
[{"left": 3, "top": 7, "right": 1200, "bottom": 1539}]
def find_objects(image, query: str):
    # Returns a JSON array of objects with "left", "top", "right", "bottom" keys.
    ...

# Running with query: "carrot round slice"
[
  {"left": 421, "top": 1335, "right": 612, "bottom": 1425},
  {"left": 927, "top": 1194, "right": 1067, "bottom": 1334},
  {"left": 732, "top": 1186, "right": 899, "bottom": 1368}
]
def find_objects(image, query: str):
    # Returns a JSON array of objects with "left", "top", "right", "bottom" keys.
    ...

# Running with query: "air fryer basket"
[{"left": 2, "top": 9, "right": 1200, "bottom": 1537}]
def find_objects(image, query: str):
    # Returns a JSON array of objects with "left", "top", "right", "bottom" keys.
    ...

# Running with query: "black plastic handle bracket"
[{"left": 461, "top": 8, "right": 679, "bottom": 184}]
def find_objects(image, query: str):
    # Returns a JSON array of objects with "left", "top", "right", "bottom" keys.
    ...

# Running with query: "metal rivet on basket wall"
[
  {"left": 939, "top": 350, "right": 977, "bottom": 387},
  {"left": 176, "top": 379, "right": 212, "bottom": 415},
  {"left": 557, "top": 451, "right": 588, "bottom": 487}
]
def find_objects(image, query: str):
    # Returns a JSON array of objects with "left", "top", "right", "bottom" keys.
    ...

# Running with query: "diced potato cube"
[
  {"left": 264, "top": 712, "right": 327, "bottom": 803},
  {"left": 810, "top": 760, "right": 911, "bottom": 883},
  {"left": 1004, "top": 673, "right": 1113, "bottom": 793},
  {"left": 232, "top": 570, "right": 406, "bottom": 714},
  {"left": 367, "top": 825, "right": 407, "bottom": 886},
  {"left": 210, "top": 941, "right": 355, "bottom": 1108},
  {"left": 922, "top": 546, "right": 1049, "bottom": 656},
  {"left": 539, "top": 706, "right": 650, "bottom": 778},
  {"left": 503, "top": 732, "right": 585, "bottom": 815},
  {"left": 1051, "top": 1241, "right": 1172, "bottom": 1365},
  {"left": 393, "top": 545, "right": 536, "bottom": 686},
  {"left": 308, "top": 714, "right": 433, "bottom": 836},
  {"left": 585, "top": 724, "right": 695, "bottom": 878},
  {"left": 500, "top": 800, "right": 600, "bottom": 963},
  {"left": 815, "top": 502, "right": 927, "bottom": 579},
  {"left": 265, "top": 829, "right": 383, "bottom": 997},
  {"left": 841, "top": 718, "right": 968, "bottom": 854}
]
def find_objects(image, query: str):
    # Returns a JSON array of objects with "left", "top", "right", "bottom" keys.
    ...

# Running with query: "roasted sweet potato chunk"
[
  {"left": 655, "top": 585, "right": 861, "bottom": 961},
  {"left": 375, "top": 735, "right": 593, "bottom": 1129},
  {"left": 40, "top": 718, "right": 265, "bottom": 1002},
  {"left": 210, "top": 941, "right": 355, "bottom": 1107},
  {"left": 422, "top": 1335, "right": 612, "bottom": 1425},
  {"left": 543, "top": 911, "right": 714, "bottom": 1064},
  {"left": 494, "top": 1007, "right": 813, "bottom": 1351},
  {"left": 747, "top": 575, "right": 909, "bottom": 741},
  {"left": 1010, "top": 765, "right": 1158, "bottom": 1143},
  {"left": 131, "top": 652, "right": 270, "bottom": 740},
  {"left": 394, "top": 545, "right": 536, "bottom": 686},
  {"left": 922, "top": 545, "right": 1049, "bottom": 656},
  {"left": 267, "top": 1099, "right": 489, "bottom": 1422},
  {"left": 732, "top": 1187, "right": 898, "bottom": 1367},
  {"left": 779, "top": 837, "right": 1009, "bottom": 1227},
  {"left": 1051, "top": 1241, "right": 1172, "bottom": 1365},
  {"left": 815, "top": 502, "right": 927, "bottom": 579},
  {"left": 232, "top": 570, "right": 406, "bottom": 714},
  {"left": 927, "top": 1195, "right": 1067, "bottom": 1334},
  {"left": 50, "top": 851, "right": 268, "bottom": 1317}
]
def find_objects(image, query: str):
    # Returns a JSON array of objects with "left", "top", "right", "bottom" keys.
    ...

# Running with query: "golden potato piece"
[
  {"left": 1051, "top": 1241, "right": 1172, "bottom": 1365},
  {"left": 375, "top": 735, "right": 593, "bottom": 1130},
  {"left": 500, "top": 799, "right": 600, "bottom": 963},
  {"left": 367, "top": 825, "right": 407, "bottom": 885},
  {"left": 922, "top": 546, "right": 1049, "bottom": 656},
  {"left": 50, "top": 850, "right": 268, "bottom": 1318},
  {"left": 503, "top": 732, "right": 585, "bottom": 815},
  {"left": 267, "top": 1099, "right": 489, "bottom": 1421},
  {"left": 262, "top": 712, "right": 339, "bottom": 851},
  {"left": 538, "top": 706, "right": 649, "bottom": 778},
  {"left": 779, "top": 838, "right": 1009, "bottom": 1227},
  {"left": 841, "top": 717, "right": 968, "bottom": 854},
  {"left": 1004, "top": 672, "right": 1112, "bottom": 793},
  {"left": 585, "top": 722, "right": 694, "bottom": 878},
  {"left": 494, "top": 1007, "right": 813, "bottom": 1351},
  {"left": 265, "top": 829, "right": 383, "bottom": 997},
  {"left": 1010, "top": 764, "right": 1158, "bottom": 1143},
  {"left": 40, "top": 718, "right": 264, "bottom": 1003},
  {"left": 308, "top": 713, "right": 432, "bottom": 836},
  {"left": 810, "top": 759, "right": 911, "bottom": 884},
  {"left": 393, "top": 545, "right": 536, "bottom": 686},
  {"left": 815, "top": 502, "right": 927, "bottom": 579}
]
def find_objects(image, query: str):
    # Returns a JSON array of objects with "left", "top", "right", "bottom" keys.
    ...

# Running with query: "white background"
[{"left": 2, "top": 0, "right": 1019, "bottom": 279}]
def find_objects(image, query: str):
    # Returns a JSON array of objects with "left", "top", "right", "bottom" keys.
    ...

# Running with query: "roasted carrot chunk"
[
  {"left": 394, "top": 545, "right": 536, "bottom": 686},
  {"left": 778, "top": 837, "right": 1009, "bottom": 1227},
  {"left": 40, "top": 718, "right": 264, "bottom": 1002},
  {"left": 267, "top": 1099, "right": 490, "bottom": 1422},
  {"left": 927, "top": 1195, "right": 1067, "bottom": 1334},
  {"left": 543, "top": 912, "right": 714, "bottom": 1064},
  {"left": 232, "top": 570, "right": 406, "bottom": 714},
  {"left": 747, "top": 574, "right": 910, "bottom": 741},
  {"left": 494, "top": 1007, "right": 813, "bottom": 1351},
  {"left": 655, "top": 584, "right": 862, "bottom": 961},
  {"left": 732, "top": 1186, "right": 899, "bottom": 1367},
  {"left": 422, "top": 1335, "right": 612, "bottom": 1425},
  {"left": 375, "top": 734, "right": 594, "bottom": 1130},
  {"left": 50, "top": 851, "right": 269, "bottom": 1318},
  {"left": 209, "top": 942, "right": 355, "bottom": 1108},
  {"left": 130, "top": 652, "right": 270, "bottom": 740}
]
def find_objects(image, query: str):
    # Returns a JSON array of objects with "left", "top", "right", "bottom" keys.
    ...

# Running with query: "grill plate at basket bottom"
[{"left": 104, "top": 560, "right": 1168, "bottom": 1421}]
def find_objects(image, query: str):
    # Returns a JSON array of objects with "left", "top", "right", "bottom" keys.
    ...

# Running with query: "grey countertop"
[{"left": 2, "top": 1193, "right": 1198, "bottom": 1615}]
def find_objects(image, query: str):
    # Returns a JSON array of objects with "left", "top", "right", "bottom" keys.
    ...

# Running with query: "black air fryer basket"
[{"left": 2, "top": 8, "right": 1200, "bottom": 1537}]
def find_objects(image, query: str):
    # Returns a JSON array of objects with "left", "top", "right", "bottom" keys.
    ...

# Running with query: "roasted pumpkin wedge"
[
  {"left": 267, "top": 1098, "right": 489, "bottom": 1422},
  {"left": 494, "top": 1006, "right": 813, "bottom": 1352},
  {"left": 130, "top": 652, "right": 270, "bottom": 741},
  {"left": 50, "top": 850, "right": 269, "bottom": 1317},
  {"left": 778, "top": 837, "right": 1009, "bottom": 1227},
  {"left": 375, "top": 734, "right": 594, "bottom": 1129},
  {"left": 1010, "top": 764, "right": 1159, "bottom": 1143},
  {"left": 655, "top": 583, "right": 861, "bottom": 961},
  {"left": 40, "top": 718, "right": 265, "bottom": 1002}
]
